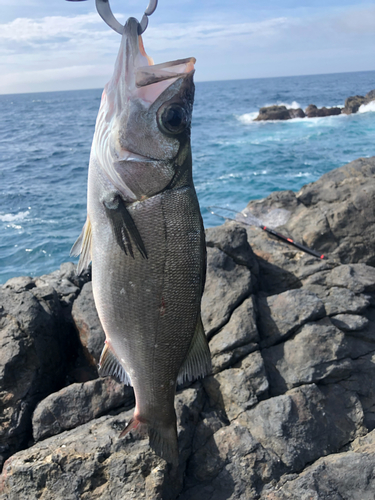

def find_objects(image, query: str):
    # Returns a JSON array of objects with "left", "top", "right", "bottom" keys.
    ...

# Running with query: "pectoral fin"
[
  {"left": 98, "top": 342, "right": 132, "bottom": 386},
  {"left": 103, "top": 195, "right": 147, "bottom": 259},
  {"left": 177, "top": 315, "right": 212, "bottom": 385},
  {"left": 70, "top": 216, "right": 92, "bottom": 275}
]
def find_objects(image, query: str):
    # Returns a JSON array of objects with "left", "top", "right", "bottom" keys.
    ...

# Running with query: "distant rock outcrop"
[
  {"left": 304, "top": 104, "right": 341, "bottom": 117},
  {"left": 254, "top": 89, "right": 375, "bottom": 121},
  {"left": 254, "top": 105, "right": 305, "bottom": 121},
  {"left": 2, "top": 157, "right": 375, "bottom": 499},
  {"left": 342, "top": 95, "right": 365, "bottom": 114}
]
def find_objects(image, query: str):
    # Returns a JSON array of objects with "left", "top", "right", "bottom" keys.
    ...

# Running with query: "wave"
[
  {"left": 0, "top": 210, "right": 29, "bottom": 222},
  {"left": 358, "top": 101, "right": 375, "bottom": 113},
  {"left": 269, "top": 101, "right": 302, "bottom": 110},
  {"left": 236, "top": 112, "right": 258, "bottom": 124}
]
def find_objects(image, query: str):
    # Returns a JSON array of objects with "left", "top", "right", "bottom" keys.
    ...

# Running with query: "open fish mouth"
[{"left": 107, "top": 17, "right": 196, "bottom": 105}]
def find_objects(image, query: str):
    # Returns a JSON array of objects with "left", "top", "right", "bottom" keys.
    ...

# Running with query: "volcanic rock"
[
  {"left": 305, "top": 104, "right": 342, "bottom": 117},
  {"left": 254, "top": 105, "right": 291, "bottom": 121},
  {"left": 364, "top": 89, "right": 375, "bottom": 104},
  {"left": 2, "top": 158, "right": 375, "bottom": 498},
  {"left": 342, "top": 95, "right": 366, "bottom": 114},
  {"left": 72, "top": 281, "right": 105, "bottom": 365},
  {"left": 254, "top": 105, "right": 305, "bottom": 121}
]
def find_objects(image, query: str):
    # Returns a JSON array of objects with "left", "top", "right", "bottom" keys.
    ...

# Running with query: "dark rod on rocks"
[{"left": 208, "top": 206, "right": 326, "bottom": 260}]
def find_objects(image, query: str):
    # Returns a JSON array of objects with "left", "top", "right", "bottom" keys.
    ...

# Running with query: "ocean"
[{"left": 0, "top": 70, "right": 374, "bottom": 284}]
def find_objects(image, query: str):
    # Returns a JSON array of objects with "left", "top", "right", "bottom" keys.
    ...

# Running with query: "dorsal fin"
[{"left": 70, "top": 216, "right": 92, "bottom": 275}]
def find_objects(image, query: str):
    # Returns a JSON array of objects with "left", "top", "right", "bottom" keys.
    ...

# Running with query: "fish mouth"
[{"left": 110, "top": 17, "right": 195, "bottom": 105}]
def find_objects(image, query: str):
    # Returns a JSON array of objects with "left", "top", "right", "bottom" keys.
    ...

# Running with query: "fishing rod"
[{"left": 207, "top": 206, "right": 326, "bottom": 260}]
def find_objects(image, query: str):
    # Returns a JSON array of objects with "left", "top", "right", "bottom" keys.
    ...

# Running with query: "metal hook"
[{"left": 66, "top": 0, "right": 158, "bottom": 35}]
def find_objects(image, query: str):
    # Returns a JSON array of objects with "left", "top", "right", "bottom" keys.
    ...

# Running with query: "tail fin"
[
  {"left": 119, "top": 416, "right": 179, "bottom": 466},
  {"left": 148, "top": 421, "right": 179, "bottom": 466}
]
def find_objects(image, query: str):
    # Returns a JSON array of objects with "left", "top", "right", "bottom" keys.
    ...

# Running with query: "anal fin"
[
  {"left": 103, "top": 195, "right": 147, "bottom": 260},
  {"left": 70, "top": 216, "right": 92, "bottom": 275},
  {"left": 98, "top": 342, "right": 132, "bottom": 386},
  {"left": 177, "top": 315, "right": 212, "bottom": 385}
]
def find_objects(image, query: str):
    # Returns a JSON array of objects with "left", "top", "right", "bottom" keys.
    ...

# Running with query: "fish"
[{"left": 71, "top": 17, "right": 211, "bottom": 465}]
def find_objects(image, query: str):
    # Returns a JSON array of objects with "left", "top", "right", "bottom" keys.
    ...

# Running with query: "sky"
[{"left": 0, "top": 0, "right": 374, "bottom": 94}]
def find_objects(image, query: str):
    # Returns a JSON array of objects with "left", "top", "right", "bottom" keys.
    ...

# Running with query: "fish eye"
[{"left": 158, "top": 104, "right": 188, "bottom": 135}]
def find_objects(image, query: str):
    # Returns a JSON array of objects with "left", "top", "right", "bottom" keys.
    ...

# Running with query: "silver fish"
[{"left": 72, "top": 17, "right": 211, "bottom": 465}]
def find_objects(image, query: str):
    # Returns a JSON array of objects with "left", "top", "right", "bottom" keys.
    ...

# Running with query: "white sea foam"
[
  {"left": 273, "top": 101, "right": 302, "bottom": 109},
  {"left": 0, "top": 210, "right": 29, "bottom": 222},
  {"left": 358, "top": 101, "right": 375, "bottom": 113},
  {"left": 236, "top": 112, "right": 258, "bottom": 124},
  {"left": 236, "top": 103, "right": 302, "bottom": 125},
  {"left": 294, "top": 172, "right": 311, "bottom": 178}
]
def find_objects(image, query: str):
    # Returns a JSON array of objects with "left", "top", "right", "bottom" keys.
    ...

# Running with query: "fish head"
[{"left": 94, "top": 17, "right": 196, "bottom": 200}]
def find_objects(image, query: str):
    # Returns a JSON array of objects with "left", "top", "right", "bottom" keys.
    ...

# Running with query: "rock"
[
  {"left": 364, "top": 89, "right": 375, "bottom": 104},
  {"left": 246, "top": 157, "right": 375, "bottom": 267},
  {"left": 304, "top": 104, "right": 318, "bottom": 117},
  {"left": 306, "top": 286, "right": 370, "bottom": 316},
  {"left": 201, "top": 246, "right": 254, "bottom": 338},
  {"left": 305, "top": 104, "right": 342, "bottom": 117},
  {"left": 32, "top": 377, "right": 135, "bottom": 442},
  {"left": 337, "top": 353, "right": 375, "bottom": 431},
  {"left": 254, "top": 105, "right": 291, "bottom": 121},
  {"left": 254, "top": 105, "right": 306, "bottom": 121},
  {"left": 3, "top": 157, "right": 375, "bottom": 498},
  {"left": 206, "top": 222, "right": 259, "bottom": 275},
  {"left": 209, "top": 295, "right": 259, "bottom": 372},
  {"left": 181, "top": 421, "right": 283, "bottom": 500},
  {"left": 257, "top": 289, "right": 325, "bottom": 348},
  {"left": 330, "top": 313, "right": 369, "bottom": 331},
  {"left": 0, "top": 385, "right": 205, "bottom": 500},
  {"left": 342, "top": 95, "right": 365, "bottom": 114},
  {"left": 261, "top": 436, "right": 375, "bottom": 499},
  {"left": 0, "top": 275, "right": 79, "bottom": 468},
  {"left": 204, "top": 350, "right": 269, "bottom": 421},
  {"left": 239, "top": 383, "right": 364, "bottom": 472},
  {"left": 288, "top": 108, "right": 305, "bottom": 119},
  {"left": 263, "top": 317, "right": 375, "bottom": 396},
  {"left": 72, "top": 281, "right": 105, "bottom": 365}
]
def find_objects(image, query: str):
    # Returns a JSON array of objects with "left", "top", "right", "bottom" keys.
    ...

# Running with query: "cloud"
[{"left": 0, "top": 5, "right": 374, "bottom": 94}]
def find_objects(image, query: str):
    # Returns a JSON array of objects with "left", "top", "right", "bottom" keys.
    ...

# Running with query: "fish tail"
[
  {"left": 148, "top": 421, "right": 179, "bottom": 466},
  {"left": 119, "top": 414, "right": 179, "bottom": 465}
]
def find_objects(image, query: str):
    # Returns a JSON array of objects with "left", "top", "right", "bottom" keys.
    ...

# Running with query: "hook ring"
[{"left": 95, "top": 0, "right": 158, "bottom": 35}]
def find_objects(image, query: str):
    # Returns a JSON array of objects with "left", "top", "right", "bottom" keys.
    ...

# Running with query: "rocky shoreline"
[
  {"left": 254, "top": 89, "right": 375, "bottom": 121},
  {"left": 1, "top": 156, "right": 375, "bottom": 499}
]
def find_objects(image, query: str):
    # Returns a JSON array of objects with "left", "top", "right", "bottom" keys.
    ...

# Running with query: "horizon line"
[{"left": 1, "top": 68, "right": 374, "bottom": 97}]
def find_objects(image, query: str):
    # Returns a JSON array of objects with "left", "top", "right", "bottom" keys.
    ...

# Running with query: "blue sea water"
[{"left": 0, "top": 70, "right": 375, "bottom": 283}]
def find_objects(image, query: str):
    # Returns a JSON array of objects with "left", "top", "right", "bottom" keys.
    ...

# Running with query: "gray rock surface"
[
  {"left": 0, "top": 264, "right": 88, "bottom": 468},
  {"left": 342, "top": 94, "right": 365, "bottom": 114},
  {"left": 254, "top": 105, "right": 306, "bottom": 121},
  {"left": 305, "top": 104, "right": 341, "bottom": 117},
  {"left": 255, "top": 90, "right": 375, "bottom": 121},
  {"left": 32, "top": 377, "right": 134, "bottom": 442},
  {"left": 72, "top": 281, "right": 105, "bottom": 365},
  {"left": 254, "top": 105, "right": 292, "bottom": 121},
  {"left": 2, "top": 158, "right": 375, "bottom": 499},
  {"left": 246, "top": 156, "right": 375, "bottom": 269}
]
